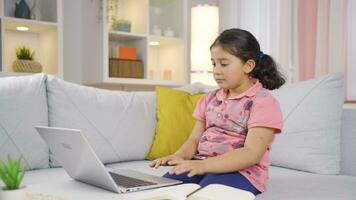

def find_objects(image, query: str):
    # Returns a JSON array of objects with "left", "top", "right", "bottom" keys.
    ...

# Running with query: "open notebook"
[{"left": 140, "top": 183, "right": 255, "bottom": 200}]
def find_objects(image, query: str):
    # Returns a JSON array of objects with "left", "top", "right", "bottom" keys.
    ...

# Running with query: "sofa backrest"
[
  {"left": 179, "top": 74, "right": 355, "bottom": 176},
  {"left": 45, "top": 75, "right": 157, "bottom": 167},
  {"left": 0, "top": 73, "right": 355, "bottom": 177},
  {"left": 269, "top": 73, "right": 344, "bottom": 174},
  {"left": 0, "top": 74, "right": 49, "bottom": 170},
  {"left": 340, "top": 108, "right": 356, "bottom": 176}
]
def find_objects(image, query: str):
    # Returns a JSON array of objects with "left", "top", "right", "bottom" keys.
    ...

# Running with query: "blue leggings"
[{"left": 163, "top": 171, "right": 260, "bottom": 195}]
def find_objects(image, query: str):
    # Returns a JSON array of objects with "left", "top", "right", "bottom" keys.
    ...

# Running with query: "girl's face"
[{"left": 210, "top": 45, "right": 255, "bottom": 91}]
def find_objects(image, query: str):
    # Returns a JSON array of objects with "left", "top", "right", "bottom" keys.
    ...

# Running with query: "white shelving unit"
[
  {"left": 0, "top": 0, "right": 62, "bottom": 77},
  {"left": 82, "top": 0, "right": 189, "bottom": 88}
]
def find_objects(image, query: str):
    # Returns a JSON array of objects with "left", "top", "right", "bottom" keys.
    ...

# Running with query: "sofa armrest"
[{"left": 340, "top": 107, "right": 356, "bottom": 176}]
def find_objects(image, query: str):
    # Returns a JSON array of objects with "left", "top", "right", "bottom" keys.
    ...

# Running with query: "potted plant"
[
  {"left": 12, "top": 45, "right": 42, "bottom": 73},
  {"left": 0, "top": 155, "right": 27, "bottom": 200}
]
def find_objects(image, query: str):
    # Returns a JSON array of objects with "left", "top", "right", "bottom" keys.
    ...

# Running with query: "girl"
[{"left": 149, "top": 28, "right": 285, "bottom": 195}]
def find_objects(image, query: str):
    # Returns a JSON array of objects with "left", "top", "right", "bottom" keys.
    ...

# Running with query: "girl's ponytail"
[{"left": 250, "top": 53, "right": 285, "bottom": 90}]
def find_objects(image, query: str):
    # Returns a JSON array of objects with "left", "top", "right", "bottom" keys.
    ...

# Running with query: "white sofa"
[{"left": 0, "top": 73, "right": 355, "bottom": 200}]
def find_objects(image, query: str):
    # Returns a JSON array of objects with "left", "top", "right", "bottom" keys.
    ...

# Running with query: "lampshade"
[
  {"left": 190, "top": 4, "right": 219, "bottom": 85},
  {"left": 191, "top": 4, "right": 219, "bottom": 71}
]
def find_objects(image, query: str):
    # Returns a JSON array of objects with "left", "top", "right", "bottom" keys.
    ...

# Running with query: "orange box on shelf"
[{"left": 118, "top": 47, "right": 137, "bottom": 60}]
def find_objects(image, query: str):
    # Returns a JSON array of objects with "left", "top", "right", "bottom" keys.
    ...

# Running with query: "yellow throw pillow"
[{"left": 146, "top": 86, "right": 204, "bottom": 160}]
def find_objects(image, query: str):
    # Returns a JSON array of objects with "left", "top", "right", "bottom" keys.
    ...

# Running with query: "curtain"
[
  {"left": 297, "top": 0, "right": 318, "bottom": 81},
  {"left": 219, "top": 0, "right": 293, "bottom": 82},
  {"left": 219, "top": 0, "right": 355, "bottom": 101}
]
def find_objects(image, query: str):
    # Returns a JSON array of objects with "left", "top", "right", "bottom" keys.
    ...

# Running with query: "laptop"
[{"left": 35, "top": 126, "right": 181, "bottom": 193}]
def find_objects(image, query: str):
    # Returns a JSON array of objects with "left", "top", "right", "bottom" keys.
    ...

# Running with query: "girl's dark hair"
[{"left": 210, "top": 28, "right": 285, "bottom": 90}]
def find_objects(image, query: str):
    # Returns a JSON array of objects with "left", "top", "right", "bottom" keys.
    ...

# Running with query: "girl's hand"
[
  {"left": 168, "top": 160, "right": 207, "bottom": 177},
  {"left": 149, "top": 154, "right": 184, "bottom": 169}
]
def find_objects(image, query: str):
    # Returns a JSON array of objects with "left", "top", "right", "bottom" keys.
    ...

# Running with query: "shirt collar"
[{"left": 216, "top": 79, "right": 263, "bottom": 101}]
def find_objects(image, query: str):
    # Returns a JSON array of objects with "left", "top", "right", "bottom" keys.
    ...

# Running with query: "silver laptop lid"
[{"left": 35, "top": 126, "right": 120, "bottom": 193}]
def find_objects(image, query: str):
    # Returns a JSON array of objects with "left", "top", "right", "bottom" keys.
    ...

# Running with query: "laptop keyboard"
[{"left": 109, "top": 172, "right": 157, "bottom": 188}]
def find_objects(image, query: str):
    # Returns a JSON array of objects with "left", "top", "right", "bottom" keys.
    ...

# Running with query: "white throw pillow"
[
  {"left": 0, "top": 74, "right": 49, "bottom": 170},
  {"left": 270, "top": 73, "right": 344, "bottom": 174},
  {"left": 176, "top": 82, "right": 217, "bottom": 94},
  {"left": 46, "top": 76, "right": 157, "bottom": 166}
]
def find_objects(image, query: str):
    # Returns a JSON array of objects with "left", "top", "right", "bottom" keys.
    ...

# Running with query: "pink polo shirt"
[{"left": 192, "top": 79, "right": 283, "bottom": 192}]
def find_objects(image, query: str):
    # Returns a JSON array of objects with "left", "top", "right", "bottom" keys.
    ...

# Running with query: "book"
[
  {"left": 119, "top": 46, "right": 137, "bottom": 60},
  {"left": 139, "top": 183, "right": 255, "bottom": 200}
]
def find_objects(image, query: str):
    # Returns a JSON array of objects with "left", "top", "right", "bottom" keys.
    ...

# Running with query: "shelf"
[
  {"left": 112, "top": 0, "right": 148, "bottom": 35},
  {"left": 2, "top": 16, "right": 57, "bottom": 33},
  {"left": 343, "top": 103, "right": 356, "bottom": 109},
  {"left": 3, "top": 0, "right": 58, "bottom": 23},
  {"left": 0, "top": 0, "right": 62, "bottom": 77},
  {"left": 0, "top": 72, "right": 35, "bottom": 77},
  {"left": 81, "top": 0, "right": 188, "bottom": 90},
  {"left": 149, "top": 35, "right": 183, "bottom": 46},
  {"left": 104, "top": 77, "right": 184, "bottom": 86},
  {"left": 1, "top": 17, "right": 59, "bottom": 75},
  {"left": 151, "top": 0, "right": 178, "bottom": 5},
  {"left": 109, "top": 31, "right": 146, "bottom": 41},
  {"left": 149, "top": 0, "right": 185, "bottom": 38}
]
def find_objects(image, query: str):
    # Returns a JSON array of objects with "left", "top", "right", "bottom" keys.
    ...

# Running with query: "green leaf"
[
  {"left": 8, "top": 163, "right": 17, "bottom": 182},
  {"left": 0, "top": 155, "right": 25, "bottom": 189},
  {"left": 15, "top": 45, "right": 34, "bottom": 60},
  {"left": 0, "top": 161, "right": 7, "bottom": 174},
  {"left": 16, "top": 170, "right": 25, "bottom": 188}
]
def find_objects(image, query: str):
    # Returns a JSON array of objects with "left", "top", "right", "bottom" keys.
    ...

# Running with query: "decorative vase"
[
  {"left": 14, "top": 0, "right": 31, "bottom": 19},
  {"left": 152, "top": 25, "right": 162, "bottom": 36},
  {"left": 0, "top": 186, "right": 27, "bottom": 200},
  {"left": 12, "top": 60, "right": 42, "bottom": 73},
  {"left": 30, "top": 0, "right": 41, "bottom": 20},
  {"left": 112, "top": 19, "right": 131, "bottom": 32},
  {"left": 163, "top": 27, "right": 175, "bottom": 37}
]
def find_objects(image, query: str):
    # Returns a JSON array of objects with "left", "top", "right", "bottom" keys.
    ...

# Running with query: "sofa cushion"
[
  {"left": 0, "top": 74, "right": 49, "bottom": 170},
  {"left": 46, "top": 76, "right": 156, "bottom": 166},
  {"left": 270, "top": 73, "right": 344, "bottom": 174},
  {"left": 256, "top": 167, "right": 356, "bottom": 200},
  {"left": 11, "top": 161, "right": 356, "bottom": 200},
  {"left": 146, "top": 87, "right": 204, "bottom": 160},
  {"left": 22, "top": 167, "right": 70, "bottom": 185},
  {"left": 108, "top": 162, "right": 356, "bottom": 200},
  {"left": 176, "top": 82, "right": 217, "bottom": 94}
]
